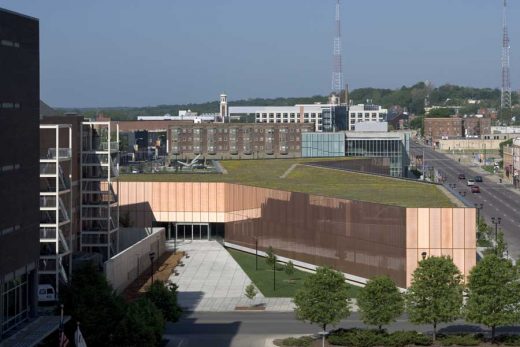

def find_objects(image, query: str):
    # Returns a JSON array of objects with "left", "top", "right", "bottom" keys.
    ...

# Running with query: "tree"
[
  {"left": 113, "top": 298, "right": 165, "bottom": 347},
  {"left": 465, "top": 255, "right": 520, "bottom": 341},
  {"left": 405, "top": 256, "right": 463, "bottom": 341},
  {"left": 265, "top": 246, "right": 277, "bottom": 267},
  {"left": 294, "top": 267, "right": 351, "bottom": 346},
  {"left": 244, "top": 283, "right": 258, "bottom": 306},
  {"left": 358, "top": 276, "right": 404, "bottom": 331},
  {"left": 60, "top": 264, "right": 126, "bottom": 347},
  {"left": 145, "top": 281, "right": 182, "bottom": 322},
  {"left": 285, "top": 261, "right": 295, "bottom": 278}
]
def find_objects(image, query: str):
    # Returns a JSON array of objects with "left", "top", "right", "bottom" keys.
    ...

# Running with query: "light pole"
[
  {"left": 491, "top": 217, "right": 501, "bottom": 255},
  {"left": 474, "top": 203, "right": 483, "bottom": 225},
  {"left": 273, "top": 255, "right": 276, "bottom": 292},
  {"left": 149, "top": 251, "right": 156, "bottom": 284},
  {"left": 255, "top": 237, "right": 258, "bottom": 271}
]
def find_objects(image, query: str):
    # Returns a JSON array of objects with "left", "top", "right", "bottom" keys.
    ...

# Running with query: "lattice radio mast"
[
  {"left": 332, "top": 0, "right": 343, "bottom": 94},
  {"left": 501, "top": 0, "right": 512, "bottom": 122}
]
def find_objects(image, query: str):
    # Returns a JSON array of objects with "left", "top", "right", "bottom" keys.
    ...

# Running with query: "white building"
[
  {"left": 348, "top": 104, "right": 387, "bottom": 131},
  {"left": 228, "top": 103, "right": 387, "bottom": 132}
]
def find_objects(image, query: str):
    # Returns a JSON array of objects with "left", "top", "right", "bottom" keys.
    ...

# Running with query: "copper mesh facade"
[{"left": 116, "top": 181, "right": 476, "bottom": 288}]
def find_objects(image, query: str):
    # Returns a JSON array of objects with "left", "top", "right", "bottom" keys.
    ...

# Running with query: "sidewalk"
[{"left": 168, "top": 241, "right": 295, "bottom": 312}]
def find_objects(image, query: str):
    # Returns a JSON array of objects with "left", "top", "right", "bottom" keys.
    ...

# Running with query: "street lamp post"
[
  {"left": 255, "top": 238, "right": 258, "bottom": 271},
  {"left": 474, "top": 203, "right": 483, "bottom": 225},
  {"left": 491, "top": 217, "right": 502, "bottom": 255},
  {"left": 149, "top": 251, "right": 156, "bottom": 284},
  {"left": 273, "top": 256, "right": 276, "bottom": 291}
]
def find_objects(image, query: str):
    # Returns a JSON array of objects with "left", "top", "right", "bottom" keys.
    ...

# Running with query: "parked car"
[
  {"left": 458, "top": 173, "right": 466, "bottom": 179},
  {"left": 471, "top": 185, "right": 481, "bottom": 193},
  {"left": 474, "top": 176, "right": 483, "bottom": 182},
  {"left": 38, "top": 284, "right": 56, "bottom": 303},
  {"left": 467, "top": 179, "right": 475, "bottom": 186}
]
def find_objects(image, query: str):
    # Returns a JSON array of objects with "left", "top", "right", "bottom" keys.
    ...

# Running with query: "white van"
[{"left": 38, "top": 284, "right": 56, "bottom": 302}]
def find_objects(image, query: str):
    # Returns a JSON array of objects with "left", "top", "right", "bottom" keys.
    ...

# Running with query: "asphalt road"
[
  {"left": 411, "top": 142, "right": 520, "bottom": 258},
  {"left": 164, "top": 312, "right": 518, "bottom": 347}
]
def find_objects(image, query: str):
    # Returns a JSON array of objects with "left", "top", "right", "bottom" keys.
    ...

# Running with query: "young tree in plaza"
[
  {"left": 357, "top": 276, "right": 404, "bottom": 331},
  {"left": 294, "top": 267, "right": 351, "bottom": 346},
  {"left": 405, "top": 256, "right": 463, "bottom": 341},
  {"left": 465, "top": 254, "right": 520, "bottom": 341},
  {"left": 265, "top": 246, "right": 277, "bottom": 267},
  {"left": 245, "top": 283, "right": 258, "bottom": 306},
  {"left": 284, "top": 261, "right": 295, "bottom": 278}
]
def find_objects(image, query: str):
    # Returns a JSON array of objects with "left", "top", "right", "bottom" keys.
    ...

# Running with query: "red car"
[{"left": 471, "top": 185, "right": 480, "bottom": 193}]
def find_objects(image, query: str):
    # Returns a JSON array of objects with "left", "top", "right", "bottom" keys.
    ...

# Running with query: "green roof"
[{"left": 119, "top": 158, "right": 455, "bottom": 208}]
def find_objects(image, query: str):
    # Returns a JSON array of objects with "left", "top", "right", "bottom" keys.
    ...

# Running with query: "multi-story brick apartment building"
[
  {"left": 169, "top": 123, "right": 315, "bottom": 160},
  {"left": 424, "top": 118, "right": 464, "bottom": 142}
]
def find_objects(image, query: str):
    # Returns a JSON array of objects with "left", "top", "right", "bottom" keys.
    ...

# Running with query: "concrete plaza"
[{"left": 168, "top": 241, "right": 295, "bottom": 312}]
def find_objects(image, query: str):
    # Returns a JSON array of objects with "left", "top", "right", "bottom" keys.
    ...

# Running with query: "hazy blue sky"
[{"left": 1, "top": 0, "right": 518, "bottom": 107}]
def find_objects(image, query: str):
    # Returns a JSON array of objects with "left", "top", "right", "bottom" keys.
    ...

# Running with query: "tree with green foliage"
[
  {"left": 358, "top": 276, "right": 404, "bottom": 331},
  {"left": 245, "top": 283, "right": 258, "bottom": 305},
  {"left": 285, "top": 261, "right": 295, "bottom": 278},
  {"left": 113, "top": 298, "right": 165, "bottom": 347},
  {"left": 405, "top": 256, "right": 463, "bottom": 341},
  {"left": 294, "top": 267, "right": 351, "bottom": 346},
  {"left": 145, "top": 281, "right": 182, "bottom": 322},
  {"left": 60, "top": 264, "right": 126, "bottom": 347},
  {"left": 265, "top": 246, "right": 277, "bottom": 267},
  {"left": 465, "top": 254, "right": 520, "bottom": 341},
  {"left": 428, "top": 108, "right": 455, "bottom": 117}
]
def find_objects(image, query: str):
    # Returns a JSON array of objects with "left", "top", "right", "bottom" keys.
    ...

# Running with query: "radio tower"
[
  {"left": 332, "top": 0, "right": 343, "bottom": 94},
  {"left": 501, "top": 0, "right": 511, "bottom": 123}
]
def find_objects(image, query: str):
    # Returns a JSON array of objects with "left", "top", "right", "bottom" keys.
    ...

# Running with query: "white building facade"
[{"left": 348, "top": 104, "right": 387, "bottom": 131}]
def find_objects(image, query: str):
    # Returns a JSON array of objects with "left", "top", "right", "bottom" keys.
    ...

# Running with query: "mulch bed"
[{"left": 122, "top": 250, "right": 185, "bottom": 301}]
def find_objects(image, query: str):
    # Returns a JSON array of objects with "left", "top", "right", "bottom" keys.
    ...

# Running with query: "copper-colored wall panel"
[
  {"left": 441, "top": 208, "right": 453, "bottom": 249},
  {"left": 453, "top": 209, "right": 465, "bottom": 248},
  {"left": 453, "top": 249, "right": 465, "bottom": 277},
  {"left": 417, "top": 209, "right": 430, "bottom": 249},
  {"left": 464, "top": 209, "right": 476, "bottom": 248},
  {"left": 406, "top": 209, "right": 418, "bottom": 249},
  {"left": 429, "top": 209, "right": 441, "bottom": 249}
]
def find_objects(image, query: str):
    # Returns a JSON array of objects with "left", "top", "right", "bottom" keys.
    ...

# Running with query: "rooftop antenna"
[
  {"left": 332, "top": 0, "right": 343, "bottom": 94},
  {"left": 501, "top": 0, "right": 511, "bottom": 123}
]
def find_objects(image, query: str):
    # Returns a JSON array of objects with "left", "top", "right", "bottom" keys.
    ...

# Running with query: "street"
[
  {"left": 163, "top": 312, "right": 519, "bottom": 347},
  {"left": 411, "top": 142, "right": 520, "bottom": 258}
]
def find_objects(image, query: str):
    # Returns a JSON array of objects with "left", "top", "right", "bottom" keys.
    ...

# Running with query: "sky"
[{"left": 1, "top": 0, "right": 518, "bottom": 108}]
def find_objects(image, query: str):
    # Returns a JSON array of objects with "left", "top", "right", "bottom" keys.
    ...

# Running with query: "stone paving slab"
[{"left": 169, "top": 241, "right": 295, "bottom": 312}]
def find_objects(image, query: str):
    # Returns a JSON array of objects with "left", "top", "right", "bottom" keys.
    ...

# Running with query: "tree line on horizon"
[{"left": 58, "top": 82, "right": 519, "bottom": 121}]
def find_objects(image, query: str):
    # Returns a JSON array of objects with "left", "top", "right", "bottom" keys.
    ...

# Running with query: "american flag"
[{"left": 58, "top": 305, "right": 69, "bottom": 347}]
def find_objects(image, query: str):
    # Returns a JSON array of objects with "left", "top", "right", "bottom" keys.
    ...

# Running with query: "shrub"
[
  {"left": 276, "top": 336, "right": 314, "bottom": 347},
  {"left": 439, "top": 334, "right": 480, "bottom": 346},
  {"left": 327, "top": 329, "right": 432, "bottom": 347},
  {"left": 145, "top": 281, "right": 182, "bottom": 322},
  {"left": 500, "top": 335, "right": 520, "bottom": 346},
  {"left": 327, "top": 329, "right": 386, "bottom": 347},
  {"left": 386, "top": 331, "right": 432, "bottom": 347}
]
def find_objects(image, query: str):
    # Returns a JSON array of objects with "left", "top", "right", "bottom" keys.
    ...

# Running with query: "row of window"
[
  {"left": 0, "top": 102, "right": 21, "bottom": 109},
  {"left": 172, "top": 145, "right": 301, "bottom": 152},
  {"left": 1, "top": 39, "right": 20, "bottom": 48},
  {"left": 0, "top": 164, "right": 21, "bottom": 173},
  {"left": 255, "top": 112, "right": 323, "bottom": 118},
  {"left": 1, "top": 272, "right": 30, "bottom": 336},
  {"left": 0, "top": 224, "right": 21, "bottom": 237},
  {"left": 350, "top": 112, "right": 385, "bottom": 117},
  {"left": 173, "top": 127, "right": 303, "bottom": 134}
]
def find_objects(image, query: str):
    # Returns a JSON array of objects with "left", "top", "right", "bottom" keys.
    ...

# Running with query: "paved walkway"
[{"left": 168, "top": 241, "right": 295, "bottom": 312}]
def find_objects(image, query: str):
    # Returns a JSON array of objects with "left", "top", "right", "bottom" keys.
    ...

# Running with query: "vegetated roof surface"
[{"left": 119, "top": 158, "right": 454, "bottom": 208}]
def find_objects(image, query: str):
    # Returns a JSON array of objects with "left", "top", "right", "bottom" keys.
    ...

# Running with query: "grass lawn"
[
  {"left": 227, "top": 248, "right": 362, "bottom": 299},
  {"left": 119, "top": 158, "right": 454, "bottom": 207}
]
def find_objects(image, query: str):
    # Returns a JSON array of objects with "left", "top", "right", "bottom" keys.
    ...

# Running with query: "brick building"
[
  {"left": 169, "top": 123, "right": 315, "bottom": 159},
  {"left": 425, "top": 117, "right": 491, "bottom": 143}
]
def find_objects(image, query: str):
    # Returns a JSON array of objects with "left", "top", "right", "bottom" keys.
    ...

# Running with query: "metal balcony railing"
[{"left": 47, "top": 148, "right": 72, "bottom": 159}]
